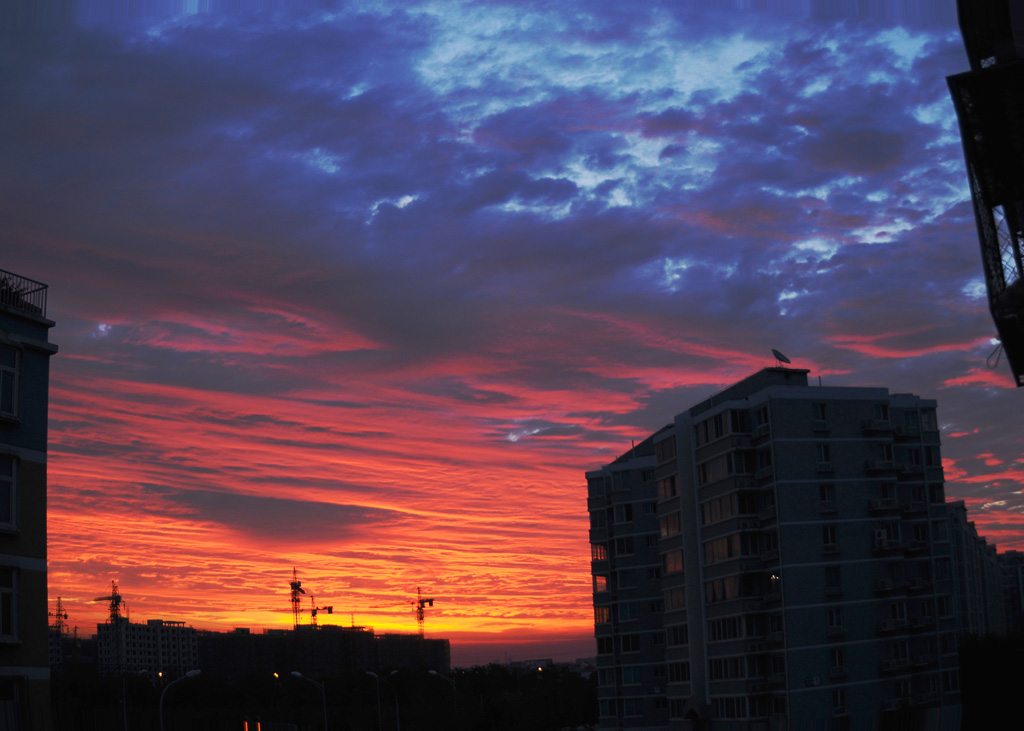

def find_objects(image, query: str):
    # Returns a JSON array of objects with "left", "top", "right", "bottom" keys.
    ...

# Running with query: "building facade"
[
  {"left": 96, "top": 618, "right": 199, "bottom": 677},
  {"left": 590, "top": 368, "right": 966, "bottom": 730},
  {"left": 0, "top": 269, "right": 57, "bottom": 730}
]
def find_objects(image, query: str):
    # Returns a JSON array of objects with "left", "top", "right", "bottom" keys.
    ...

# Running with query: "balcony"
[
  {"left": 901, "top": 502, "right": 926, "bottom": 515},
  {"left": 828, "top": 665, "right": 848, "bottom": 679},
  {"left": 874, "top": 578, "right": 895, "bottom": 593},
  {"left": 816, "top": 461, "right": 834, "bottom": 472},
  {"left": 878, "top": 619, "right": 908, "bottom": 633},
  {"left": 755, "top": 466, "right": 774, "bottom": 480},
  {"left": 862, "top": 419, "right": 892, "bottom": 432},
  {"left": 865, "top": 459, "right": 896, "bottom": 472},
  {"left": 753, "top": 423, "right": 771, "bottom": 438},
  {"left": 0, "top": 268, "right": 47, "bottom": 317},
  {"left": 881, "top": 658, "right": 911, "bottom": 673},
  {"left": 811, "top": 419, "right": 829, "bottom": 432},
  {"left": 819, "top": 500, "right": 837, "bottom": 514},
  {"left": 894, "top": 424, "right": 920, "bottom": 439},
  {"left": 869, "top": 498, "right": 898, "bottom": 513}
]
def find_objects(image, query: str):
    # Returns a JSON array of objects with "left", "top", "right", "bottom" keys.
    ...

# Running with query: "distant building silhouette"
[
  {"left": 587, "top": 368, "right": 1004, "bottom": 729},
  {"left": 96, "top": 618, "right": 199, "bottom": 677},
  {"left": 89, "top": 615, "right": 450, "bottom": 680},
  {"left": 0, "top": 268, "right": 57, "bottom": 729}
]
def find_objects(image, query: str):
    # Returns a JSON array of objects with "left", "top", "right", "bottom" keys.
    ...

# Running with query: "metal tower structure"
[
  {"left": 290, "top": 568, "right": 305, "bottom": 629},
  {"left": 93, "top": 581, "right": 124, "bottom": 622},
  {"left": 310, "top": 596, "right": 333, "bottom": 627},
  {"left": 948, "top": 0, "right": 1024, "bottom": 385},
  {"left": 414, "top": 587, "right": 434, "bottom": 637}
]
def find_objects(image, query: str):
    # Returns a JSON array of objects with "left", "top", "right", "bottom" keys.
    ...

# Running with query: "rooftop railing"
[{"left": 0, "top": 268, "right": 47, "bottom": 317}]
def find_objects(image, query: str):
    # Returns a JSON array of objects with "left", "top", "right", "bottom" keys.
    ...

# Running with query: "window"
[
  {"left": 937, "top": 595, "right": 952, "bottom": 617},
  {"left": 595, "top": 606, "right": 611, "bottom": 623},
  {"left": 832, "top": 689, "right": 846, "bottom": 710},
  {"left": 613, "top": 504, "right": 633, "bottom": 523},
  {"left": 830, "top": 648, "right": 845, "bottom": 670},
  {"left": 817, "top": 444, "right": 832, "bottom": 469},
  {"left": 921, "top": 408, "right": 938, "bottom": 431},
  {"left": 665, "top": 587, "right": 685, "bottom": 610},
  {"left": 657, "top": 476, "right": 677, "bottom": 500},
  {"left": 593, "top": 575, "right": 608, "bottom": 593},
  {"left": 668, "top": 662, "right": 690, "bottom": 682},
  {"left": 930, "top": 483, "right": 945, "bottom": 504},
  {"left": 614, "top": 537, "right": 634, "bottom": 556},
  {"left": 942, "top": 669, "right": 959, "bottom": 692},
  {"left": 619, "top": 602, "right": 638, "bottom": 621},
  {"left": 0, "top": 567, "right": 15, "bottom": 640},
  {"left": 620, "top": 634, "right": 640, "bottom": 653},
  {"left": 813, "top": 403, "right": 827, "bottom": 420},
  {"left": 875, "top": 403, "right": 889, "bottom": 420},
  {"left": 597, "top": 637, "right": 613, "bottom": 654},
  {"left": 828, "top": 607, "right": 843, "bottom": 631},
  {"left": 820, "top": 483, "right": 835, "bottom": 502},
  {"left": 622, "top": 667, "right": 642, "bottom": 685},
  {"left": 591, "top": 543, "right": 608, "bottom": 560},
  {"left": 825, "top": 566, "right": 841, "bottom": 590},
  {"left": 664, "top": 549, "right": 684, "bottom": 574},
  {"left": 822, "top": 525, "right": 838, "bottom": 550},
  {"left": 0, "top": 456, "right": 14, "bottom": 530},
  {"left": 0, "top": 346, "right": 18, "bottom": 418},
  {"left": 668, "top": 624, "right": 688, "bottom": 646},
  {"left": 660, "top": 512, "right": 681, "bottom": 538}
]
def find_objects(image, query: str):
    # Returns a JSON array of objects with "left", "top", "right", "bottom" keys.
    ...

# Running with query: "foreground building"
[
  {"left": 0, "top": 269, "right": 57, "bottom": 729},
  {"left": 590, "top": 368, "right": 966, "bottom": 730}
]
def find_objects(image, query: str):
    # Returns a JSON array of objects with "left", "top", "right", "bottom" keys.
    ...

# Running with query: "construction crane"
[
  {"left": 948, "top": 0, "right": 1024, "bottom": 385},
  {"left": 373, "top": 588, "right": 435, "bottom": 635},
  {"left": 93, "top": 581, "right": 124, "bottom": 622},
  {"left": 413, "top": 587, "right": 434, "bottom": 636},
  {"left": 290, "top": 568, "right": 306, "bottom": 629},
  {"left": 309, "top": 596, "right": 333, "bottom": 627}
]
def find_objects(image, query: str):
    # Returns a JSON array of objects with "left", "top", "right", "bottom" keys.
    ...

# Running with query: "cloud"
[{"left": 8, "top": 2, "right": 1022, "bottom": 644}]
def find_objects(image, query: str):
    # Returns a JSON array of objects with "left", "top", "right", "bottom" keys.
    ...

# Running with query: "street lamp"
[
  {"left": 428, "top": 670, "right": 458, "bottom": 716},
  {"left": 366, "top": 671, "right": 401, "bottom": 731},
  {"left": 159, "top": 669, "right": 200, "bottom": 731},
  {"left": 290, "top": 671, "right": 329, "bottom": 731}
]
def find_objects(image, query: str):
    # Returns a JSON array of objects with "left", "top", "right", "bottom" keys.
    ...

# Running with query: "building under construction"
[{"left": 948, "top": 0, "right": 1024, "bottom": 385}]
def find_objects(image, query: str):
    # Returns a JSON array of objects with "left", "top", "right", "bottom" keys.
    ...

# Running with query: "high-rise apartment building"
[
  {"left": 0, "top": 268, "right": 57, "bottom": 729},
  {"left": 589, "top": 368, "right": 964, "bottom": 730}
]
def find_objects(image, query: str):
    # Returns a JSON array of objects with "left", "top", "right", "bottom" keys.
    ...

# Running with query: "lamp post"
[
  {"left": 366, "top": 671, "right": 401, "bottom": 731},
  {"left": 428, "top": 670, "right": 458, "bottom": 717},
  {"left": 290, "top": 671, "right": 328, "bottom": 731},
  {"left": 159, "top": 669, "right": 201, "bottom": 731}
]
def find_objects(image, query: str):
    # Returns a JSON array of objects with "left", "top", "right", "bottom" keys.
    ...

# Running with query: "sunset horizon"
[{"left": 5, "top": 1, "right": 1023, "bottom": 670}]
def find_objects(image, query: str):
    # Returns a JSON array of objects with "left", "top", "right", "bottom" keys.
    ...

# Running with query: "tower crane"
[{"left": 93, "top": 581, "right": 124, "bottom": 622}]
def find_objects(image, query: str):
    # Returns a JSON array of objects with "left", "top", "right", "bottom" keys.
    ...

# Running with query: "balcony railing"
[{"left": 0, "top": 268, "right": 47, "bottom": 317}]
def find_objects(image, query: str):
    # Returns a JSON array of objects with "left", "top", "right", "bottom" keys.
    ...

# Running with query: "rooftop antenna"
[
  {"left": 290, "top": 568, "right": 305, "bottom": 629},
  {"left": 771, "top": 348, "right": 791, "bottom": 367}
]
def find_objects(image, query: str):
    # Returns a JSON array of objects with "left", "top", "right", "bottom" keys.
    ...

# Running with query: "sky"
[{"left": 3, "top": 0, "right": 1023, "bottom": 666}]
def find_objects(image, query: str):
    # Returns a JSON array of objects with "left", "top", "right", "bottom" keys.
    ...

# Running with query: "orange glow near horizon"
[{"left": 45, "top": 354, "right": 629, "bottom": 649}]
